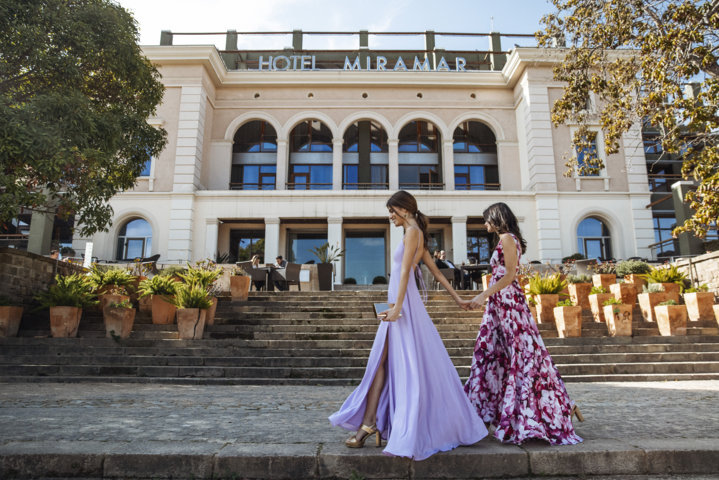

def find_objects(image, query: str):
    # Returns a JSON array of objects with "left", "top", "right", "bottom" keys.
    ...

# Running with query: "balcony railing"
[
  {"left": 342, "top": 182, "right": 389, "bottom": 190},
  {"left": 229, "top": 183, "right": 276, "bottom": 190},
  {"left": 0, "top": 234, "right": 28, "bottom": 249},
  {"left": 455, "top": 183, "right": 501, "bottom": 191},
  {"left": 648, "top": 174, "right": 682, "bottom": 193},
  {"left": 398, "top": 183, "right": 445, "bottom": 190},
  {"left": 286, "top": 183, "right": 333, "bottom": 190}
]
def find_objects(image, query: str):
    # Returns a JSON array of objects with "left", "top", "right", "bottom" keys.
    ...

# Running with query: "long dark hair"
[
  {"left": 386, "top": 190, "right": 429, "bottom": 251},
  {"left": 482, "top": 202, "right": 527, "bottom": 254}
]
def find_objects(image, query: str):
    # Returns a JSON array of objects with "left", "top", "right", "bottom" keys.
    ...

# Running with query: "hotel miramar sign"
[{"left": 256, "top": 55, "right": 468, "bottom": 72}]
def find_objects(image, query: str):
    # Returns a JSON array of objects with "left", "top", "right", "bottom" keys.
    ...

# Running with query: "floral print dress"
[{"left": 464, "top": 233, "right": 583, "bottom": 445}]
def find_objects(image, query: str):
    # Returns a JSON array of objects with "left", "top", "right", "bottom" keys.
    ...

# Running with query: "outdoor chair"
[
  {"left": 139, "top": 254, "right": 160, "bottom": 274},
  {"left": 272, "top": 262, "right": 302, "bottom": 291},
  {"left": 439, "top": 268, "right": 457, "bottom": 289},
  {"left": 248, "top": 267, "right": 267, "bottom": 291},
  {"left": 236, "top": 261, "right": 253, "bottom": 272}
]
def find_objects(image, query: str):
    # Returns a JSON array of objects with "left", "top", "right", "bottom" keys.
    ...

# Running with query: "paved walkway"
[{"left": 1, "top": 381, "right": 719, "bottom": 479}]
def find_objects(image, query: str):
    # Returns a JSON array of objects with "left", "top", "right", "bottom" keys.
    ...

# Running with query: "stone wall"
[
  {"left": 674, "top": 251, "right": 719, "bottom": 295},
  {"left": 0, "top": 248, "right": 87, "bottom": 307}
]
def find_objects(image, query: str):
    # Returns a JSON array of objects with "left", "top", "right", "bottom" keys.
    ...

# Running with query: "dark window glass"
[
  {"left": 344, "top": 232, "right": 386, "bottom": 284},
  {"left": 291, "top": 120, "right": 332, "bottom": 152},
  {"left": 399, "top": 165, "right": 440, "bottom": 189},
  {"left": 343, "top": 165, "right": 359, "bottom": 190},
  {"left": 398, "top": 121, "right": 439, "bottom": 153},
  {"left": 576, "top": 133, "right": 600, "bottom": 176},
  {"left": 577, "top": 217, "right": 612, "bottom": 260},
  {"left": 467, "top": 230, "right": 493, "bottom": 263},
  {"left": 288, "top": 233, "right": 327, "bottom": 264},
  {"left": 453, "top": 122, "right": 497, "bottom": 153},
  {"left": 230, "top": 165, "right": 276, "bottom": 190},
  {"left": 116, "top": 218, "right": 152, "bottom": 260},
  {"left": 233, "top": 121, "right": 277, "bottom": 153},
  {"left": 289, "top": 165, "right": 332, "bottom": 190},
  {"left": 140, "top": 158, "right": 152, "bottom": 176},
  {"left": 229, "top": 230, "right": 265, "bottom": 262}
]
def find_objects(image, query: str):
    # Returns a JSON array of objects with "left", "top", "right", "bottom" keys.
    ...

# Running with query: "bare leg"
[{"left": 351, "top": 336, "right": 389, "bottom": 442}]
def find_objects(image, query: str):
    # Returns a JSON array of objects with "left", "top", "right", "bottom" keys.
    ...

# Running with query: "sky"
[{"left": 115, "top": 0, "right": 555, "bottom": 51}]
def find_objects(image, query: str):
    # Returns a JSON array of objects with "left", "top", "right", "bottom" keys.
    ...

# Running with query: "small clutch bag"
[{"left": 373, "top": 302, "right": 401, "bottom": 320}]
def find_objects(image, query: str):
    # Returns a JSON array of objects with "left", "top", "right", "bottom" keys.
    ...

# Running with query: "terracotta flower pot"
[
  {"left": 654, "top": 283, "right": 680, "bottom": 303},
  {"left": 138, "top": 295, "right": 152, "bottom": 314},
  {"left": 533, "top": 294, "right": 559, "bottom": 324},
  {"left": 592, "top": 274, "right": 616, "bottom": 291},
  {"left": 151, "top": 295, "right": 176, "bottom": 325},
  {"left": 230, "top": 275, "right": 251, "bottom": 301},
  {"left": 102, "top": 306, "right": 135, "bottom": 339},
  {"left": 610, "top": 283, "right": 638, "bottom": 307},
  {"left": 205, "top": 297, "right": 218, "bottom": 326},
  {"left": 638, "top": 292, "right": 671, "bottom": 323},
  {"left": 129, "top": 276, "right": 147, "bottom": 303},
  {"left": 553, "top": 305, "right": 582, "bottom": 338},
  {"left": 49, "top": 306, "right": 82, "bottom": 338},
  {"left": 100, "top": 294, "right": 130, "bottom": 311},
  {"left": 0, "top": 306, "right": 23, "bottom": 337},
  {"left": 683, "top": 292, "right": 716, "bottom": 323},
  {"left": 568, "top": 283, "right": 592, "bottom": 310},
  {"left": 589, "top": 293, "right": 613, "bottom": 323},
  {"left": 603, "top": 304, "right": 633, "bottom": 337},
  {"left": 654, "top": 304, "right": 688, "bottom": 336},
  {"left": 176, "top": 308, "right": 206, "bottom": 340},
  {"left": 625, "top": 274, "right": 647, "bottom": 291}
]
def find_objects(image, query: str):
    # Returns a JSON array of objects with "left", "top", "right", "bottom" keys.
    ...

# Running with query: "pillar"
[
  {"left": 328, "top": 216, "right": 343, "bottom": 285},
  {"left": 204, "top": 219, "right": 219, "bottom": 260},
  {"left": 264, "top": 218, "right": 280, "bottom": 262},
  {"left": 388, "top": 139, "right": 399, "bottom": 190},
  {"left": 451, "top": 216, "right": 468, "bottom": 264},
  {"left": 672, "top": 181, "right": 704, "bottom": 256},
  {"left": 442, "top": 139, "right": 455, "bottom": 190},
  {"left": 27, "top": 209, "right": 55, "bottom": 256},
  {"left": 332, "top": 138, "right": 343, "bottom": 190},
  {"left": 275, "top": 140, "right": 288, "bottom": 190}
]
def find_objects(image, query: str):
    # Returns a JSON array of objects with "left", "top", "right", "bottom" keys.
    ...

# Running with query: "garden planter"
[
  {"left": 654, "top": 304, "right": 688, "bottom": 336},
  {"left": 528, "top": 303, "right": 538, "bottom": 321},
  {"left": 0, "top": 306, "right": 23, "bottom": 337},
  {"left": 205, "top": 297, "right": 218, "bottom": 326},
  {"left": 176, "top": 308, "right": 206, "bottom": 340},
  {"left": 654, "top": 283, "right": 680, "bottom": 303},
  {"left": 638, "top": 292, "right": 671, "bottom": 323},
  {"left": 588, "top": 293, "right": 613, "bottom": 323},
  {"left": 683, "top": 292, "right": 716, "bottom": 323},
  {"left": 230, "top": 275, "right": 251, "bottom": 301},
  {"left": 553, "top": 305, "right": 582, "bottom": 338},
  {"left": 49, "top": 306, "right": 82, "bottom": 338},
  {"left": 138, "top": 295, "right": 152, "bottom": 314},
  {"left": 151, "top": 295, "right": 176, "bottom": 325},
  {"left": 129, "top": 276, "right": 146, "bottom": 303},
  {"left": 610, "top": 283, "right": 638, "bottom": 307},
  {"left": 568, "top": 283, "right": 592, "bottom": 310},
  {"left": 625, "top": 274, "right": 647, "bottom": 291},
  {"left": 102, "top": 306, "right": 135, "bottom": 339},
  {"left": 603, "top": 304, "right": 633, "bottom": 337},
  {"left": 592, "top": 274, "right": 616, "bottom": 291},
  {"left": 534, "top": 294, "right": 559, "bottom": 324},
  {"left": 317, "top": 263, "right": 333, "bottom": 291},
  {"left": 714, "top": 305, "right": 719, "bottom": 327},
  {"left": 100, "top": 294, "right": 130, "bottom": 311}
]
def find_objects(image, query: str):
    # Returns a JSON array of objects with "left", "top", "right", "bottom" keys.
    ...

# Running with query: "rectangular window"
[
  {"left": 230, "top": 165, "right": 276, "bottom": 190},
  {"left": 140, "top": 158, "right": 152, "bottom": 177},
  {"left": 344, "top": 232, "right": 386, "bottom": 284},
  {"left": 287, "top": 232, "right": 328, "bottom": 264},
  {"left": 454, "top": 165, "right": 499, "bottom": 190},
  {"left": 229, "top": 230, "right": 265, "bottom": 262},
  {"left": 467, "top": 230, "right": 493, "bottom": 263},
  {"left": 576, "top": 133, "right": 600, "bottom": 177},
  {"left": 399, "top": 165, "right": 440, "bottom": 190},
  {"left": 289, "top": 165, "right": 332, "bottom": 190},
  {"left": 343, "top": 165, "right": 359, "bottom": 190}
]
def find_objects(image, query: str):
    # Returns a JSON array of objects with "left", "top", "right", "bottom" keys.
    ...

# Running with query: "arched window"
[
  {"left": 398, "top": 121, "right": 438, "bottom": 153},
  {"left": 398, "top": 120, "right": 441, "bottom": 190},
  {"left": 288, "top": 120, "right": 333, "bottom": 190},
  {"left": 233, "top": 120, "right": 277, "bottom": 153},
  {"left": 231, "top": 121, "right": 277, "bottom": 190},
  {"left": 116, "top": 218, "right": 152, "bottom": 260},
  {"left": 577, "top": 217, "right": 612, "bottom": 260},
  {"left": 342, "top": 121, "right": 388, "bottom": 190},
  {"left": 453, "top": 121, "right": 499, "bottom": 190}
]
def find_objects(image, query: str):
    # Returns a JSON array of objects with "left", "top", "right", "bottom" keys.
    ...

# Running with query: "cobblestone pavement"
[{"left": 1, "top": 381, "right": 718, "bottom": 446}]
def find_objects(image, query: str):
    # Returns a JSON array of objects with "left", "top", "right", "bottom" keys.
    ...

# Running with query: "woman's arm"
[
  {"left": 421, "top": 249, "right": 468, "bottom": 307},
  {"left": 382, "top": 227, "right": 420, "bottom": 322},
  {"left": 469, "top": 233, "right": 518, "bottom": 309}
]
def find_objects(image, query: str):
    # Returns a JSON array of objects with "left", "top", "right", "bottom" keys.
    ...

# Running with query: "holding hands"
[{"left": 456, "top": 292, "right": 488, "bottom": 311}]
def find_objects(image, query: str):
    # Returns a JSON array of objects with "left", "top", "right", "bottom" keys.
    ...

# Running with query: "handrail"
[
  {"left": 286, "top": 183, "right": 333, "bottom": 190},
  {"left": 342, "top": 183, "right": 390, "bottom": 190},
  {"left": 398, "top": 182, "right": 445, "bottom": 190},
  {"left": 455, "top": 183, "right": 501, "bottom": 190}
]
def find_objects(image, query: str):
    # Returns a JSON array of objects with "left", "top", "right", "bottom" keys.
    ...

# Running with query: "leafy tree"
[
  {"left": 0, "top": 0, "right": 167, "bottom": 236},
  {"left": 538, "top": 0, "right": 718, "bottom": 237}
]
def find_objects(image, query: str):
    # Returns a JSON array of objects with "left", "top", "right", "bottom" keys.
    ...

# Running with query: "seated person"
[
  {"left": 272, "top": 255, "right": 288, "bottom": 291},
  {"left": 275, "top": 255, "right": 287, "bottom": 268},
  {"left": 250, "top": 255, "right": 265, "bottom": 291},
  {"left": 435, "top": 250, "right": 469, "bottom": 289}
]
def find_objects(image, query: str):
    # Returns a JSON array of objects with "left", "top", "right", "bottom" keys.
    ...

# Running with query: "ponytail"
[
  {"left": 415, "top": 210, "right": 429, "bottom": 251},
  {"left": 386, "top": 190, "right": 430, "bottom": 251}
]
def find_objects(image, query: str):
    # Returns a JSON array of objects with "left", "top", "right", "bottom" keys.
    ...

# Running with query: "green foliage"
[
  {"left": 556, "top": 298, "right": 575, "bottom": 307},
  {"left": 344, "top": 277, "right": 357, "bottom": 285},
  {"left": 88, "top": 265, "right": 134, "bottom": 290},
  {"left": 658, "top": 299, "right": 679, "bottom": 306},
  {"left": 527, "top": 273, "right": 567, "bottom": 295},
  {"left": 311, "top": 242, "right": 345, "bottom": 264},
  {"left": 0, "top": 0, "right": 167, "bottom": 235},
  {"left": 35, "top": 274, "right": 97, "bottom": 308},
  {"left": 590, "top": 286, "right": 608, "bottom": 294},
  {"left": 170, "top": 283, "right": 213, "bottom": 309},
  {"left": 179, "top": 263, "right": 221, "bottom": 291},
  {"left": 138, "top": 275, "right": 178, "bottom": 297},
  {"left": 372, "top": 276, "right": 387, "bottom": 285},
  {"left": 615, "top": 260, "right": 651, "bottom": 277},
  {"left": 232, "top": 266, "right": 248, "bottom": 276},
  {"left": 684, "top": 284, "right": 709, "bottom": 293},
  {"left": 603, "top": 297, "right": 623, "bottom": 306},
  {"left": 644, "top": 283, "right": 666, "bottom": 293},
  {"left": 561, "top": 253, "right": 586, "bottom": 263},
  {"left": 590, "top": 262, "right": 616, "bottom": 274},
  {"left": 567, "top": 274, "right": 592, "bottom": 284},
  {"left": 159, "top": 265, "right": 187, "bottom": 277},
  {"left": 538, "top": 0, "right": 719, "bottom": 238},
  {"left": 107, "top": 299, "right": 133, "bottom": 309},
  {"left": 526, "top": 295, "right": 537, "bottom": 306},
  {"left": 644, "top": 265, "right": 688, "bottom": 284}
]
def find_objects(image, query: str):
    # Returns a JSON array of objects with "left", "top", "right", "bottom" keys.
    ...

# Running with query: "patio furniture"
[
  {"left": 248, "top": 267, "right": 267, "bottom": 291},
  {"left": 272, "top": 262, "right": 302, "bottom": 291}
]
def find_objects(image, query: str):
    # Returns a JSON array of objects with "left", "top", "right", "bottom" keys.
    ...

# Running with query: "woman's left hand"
[
  {"left": 469, "top": 292, "right": 488, "bottom": 310},
  {"left": 382, "top": 306, "right": 402, "bottom": 322}
]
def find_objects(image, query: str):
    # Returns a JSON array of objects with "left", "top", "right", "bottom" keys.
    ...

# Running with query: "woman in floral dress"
[{"left": 463, "top": 202, "right": 583, "bottom": 445}]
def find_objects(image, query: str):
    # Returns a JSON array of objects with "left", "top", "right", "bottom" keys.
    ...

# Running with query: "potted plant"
[
  {"left": 0, "top": 295, "right": 23, "bottom": 337},
  {"left": 553, "top": 299, "right": 582, "bottom": 338},
  {"left": 654, "top": 299, "right": 688, "bottom": 336},
  {"left": 615, "top": 260, "right": 651, "bottom": 290},
  {"left": 590, "top": 261, "right": 616, "bottom": 291},
  {"left": 103, "top": 299, "right": 135, "bottom": 339},
  {"left": 170, "top": 283, "right": 213, "bottom": 340},
  {"left": 682, "top": 284, "right": 715, "bottom": 323},
  {"left": 311, "top": 242, "right": 345, "bottom": 291},
  {"left": 159, "top": 265, "right": 188, "bottom": 282},
  {"left": 99, "top": 286, "right": 131, "bottom": 311},
  {"left": 229, "top": 266, "right": 251, "bottom": 301},
  {"left": 138, "top": 275, "right": 178, "bottom": 325},
  {"left": 603, "top": 297, "right": 632, "bottom": 337},
  {"left": 643, "top": 265, "right": 686, "bottom": 302},
  {"left": 179, "top": 261, "right": 222, "bottom": 325},
  {"left": 526, "top": 295, "right": 538, "bottom": 320},
  {"left": 567, "top": 274, "right": 593, "bottom": 310},
  {"left": 638, "top": 283, "right": 671, "bottom": 323},
  {"left": 587, "top": 285, "right": 612, "bottom": 323},
  {"left": 527, "top": 273, "right": 567, "bottom": 324},
  {"left": 89, "top": 265, "right": 135, "bottom": 298},
  {"left": 610, "top": 279, "right": 638, "bottom": 307},
  {"left": 35, "top": 274, "right": 96, "bottom": 338}
]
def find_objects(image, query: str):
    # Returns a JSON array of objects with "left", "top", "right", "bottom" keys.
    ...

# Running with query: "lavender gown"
[{"left": 329, "top": 238, "right": 488, "bottom": 460}]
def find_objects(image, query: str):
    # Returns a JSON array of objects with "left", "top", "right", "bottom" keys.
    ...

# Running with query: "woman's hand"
[
  {"left": 457, "top": 299, "right": 473, "bottom": 311},
  {"left": 469, "top": 292, "right": 488, "bottom": 310},
  {"left": 379, "top": 305, "right": 402, "bottom": 322}
]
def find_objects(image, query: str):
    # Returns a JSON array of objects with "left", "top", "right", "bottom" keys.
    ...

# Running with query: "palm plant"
[
  {"left": 35, "top": 274, "right": 97, "bottom": 308},
  {"left": 88, "top": 265, "right": 134, "bottom": 291},
  {"left": 138, "top": 275, "right": 178, "bottom": 298},
  {"left": 527, "top": 273, "right": 567, "bottom": 295},
  {"left": 179, "top": 265, "right": 221, "bottom": 291},
  {"left": 311, "top": 242, "right": 345, "bottom": 264},
  {"left": 170, "top": 283, "right": 213, "bottom": 309},
  {"left": 643, "top": 265, "right": 687, "bottom": 285}
]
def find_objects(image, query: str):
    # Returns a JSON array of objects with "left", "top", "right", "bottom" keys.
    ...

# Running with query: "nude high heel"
[
  {"left": 571, "top": 404, "right": 585, "bottom": 422},
  {"left": 345, "top": 424, "right": 382, "bottom": 448}
]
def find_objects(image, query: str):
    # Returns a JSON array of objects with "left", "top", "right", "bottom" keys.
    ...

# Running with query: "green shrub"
[
  {"left": 590, "top": 261, "right": 616, "bottom": 274},
  {"left": 644, "top": 265, "right": 687, "bottom": 284},
  {"left": 35, "top": 274, "right": 97, "bottom": 308},
  {"left": 658, "top": 299, "right": 678, "bottom": 306},
  {"left": 526, "top": 295, "right": 537, "bottom": 306},
  {"left": 561, "top": 253, "right": 586, "bottom": 263},
  {"left": 615, "top": 260, "right": 651, "bottom": 277},
  {"left": 179, "top": 264, "right": 221, "bottom": 290},
  {"left": 644, "top": 283, "right": 666, "bottom": 293},
  {"left": 683, "top": 284, "right": 709, "bottom": 293},
  {"left": 88, "top": 265, "right": 134, "bottom": 291},
  {"left": 0, "top": 295, "right": 14, "bottom": 306},
  {"left": 602, "top": 297, "right": 623, "bottom": 306},
  {"left": 567, "top": 274, "right": 592, "bottom": 284},
  {"left": 556, "top": 299, "right": 575, "bottom": 307},
  {"left": 170, "top": 283, "right": 213, "bottom": 309},
  {"left": 344, "top": 277, "right": 357, "bottom": 285},
  {"left": 107, "top": 299, "right": 133, "bottom": 309},
  {"left": 527, "top": 273, "right": 567, "bottom": 295},
  {"left": 372, "top": 276, "right": 387, "bottom": 285},
  {"left": 138, "top": 276, "right": 178, "bottom": 297},
  {"left": 589, "top": 286, "right": 608, "bottom": 294},
  {"left": 159, "top": 265, "right": 187, "bottom": 277}
]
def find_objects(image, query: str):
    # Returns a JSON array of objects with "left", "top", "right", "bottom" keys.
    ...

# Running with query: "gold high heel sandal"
[
  {"left": 571, "top": 405, "right": 585, "bottom": 422},
  {"left": 345, "top": 424, "right": 382, "bottom": 448}
]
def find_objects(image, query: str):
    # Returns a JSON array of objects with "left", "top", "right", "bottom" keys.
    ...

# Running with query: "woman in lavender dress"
[
  {"left": 329, "top": 191, "right": 488, "bottom": 460},
  {"left": 463, "top": 202, "right": 583, "bottom": 445}
]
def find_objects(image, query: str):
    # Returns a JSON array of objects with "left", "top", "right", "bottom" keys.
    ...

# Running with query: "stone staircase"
[{"left": 1, "top": 290, "right": 718, "bottom": 384}]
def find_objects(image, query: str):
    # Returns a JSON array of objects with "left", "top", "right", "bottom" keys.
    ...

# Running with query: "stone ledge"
[{"left": 2, "top": 438, "right": 719, "bottom": 479}]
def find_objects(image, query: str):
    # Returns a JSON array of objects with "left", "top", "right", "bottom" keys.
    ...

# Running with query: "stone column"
[
  {"left": 672, "top": 181, "right": 704, "bottom": 255},
  {"left": 442, "top": 139, "right": 455, "bottom": 190},
  {"left": 388, "top": 139, "right": 399, "bottom": 190},
  {"left": 275, "top": 140, "right": 289, "bottom": 190},
  {"left": 168, "top": 194, "right": 195, "bottom": 262},
  {"left": 27, "top": 209, "right": 55, "bottom": 256},
  {"left": 328, "top": 216, "right": 343, "bottom": 285},
  {"left": 332, "top": 138, "right": 343, "bottom": 190},
  {"left": 204, "top": 219, "right": 219, "bottom": 260},
  {"left": 264, "top": 218, "right": 281, "bottom": 263},
  {"left": 535, "top": 194, "right": 562, "bottom": 262},
  {"left": 451, "top": 216, "right": 468, "bottom": 264}
]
